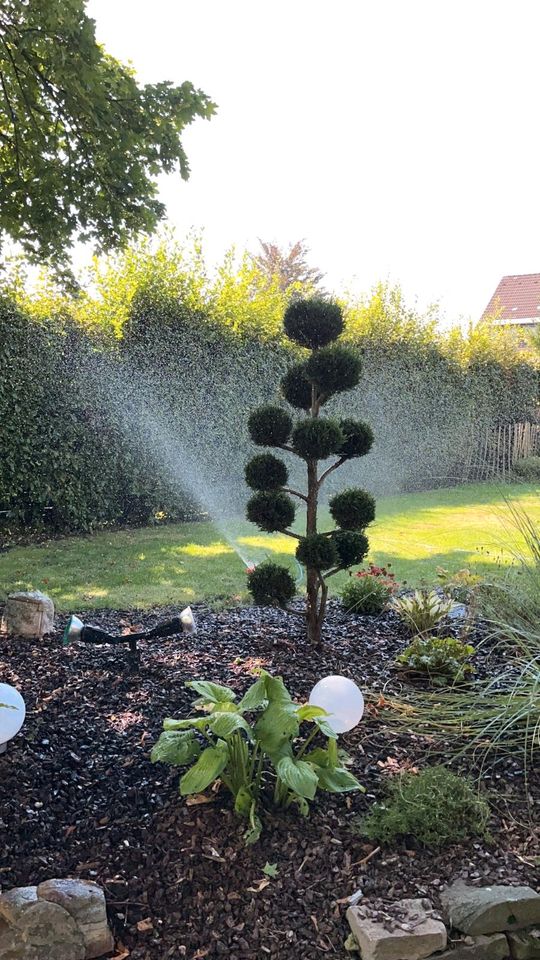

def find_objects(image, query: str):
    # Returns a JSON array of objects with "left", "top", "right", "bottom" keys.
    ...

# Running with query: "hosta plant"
[
  {"left": 151, "top": 671, "right": 363, "bottom": 844},
  {"left": 397, "top": 636, "right": 476, "bottom": 686},
  {"left": 391, "top": 589, "right": 453, "bottom": 635}
]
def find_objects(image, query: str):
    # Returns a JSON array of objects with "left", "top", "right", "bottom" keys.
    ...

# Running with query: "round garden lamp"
[
  {"left": 309, "top": 675, "right": 364, "bottom": 734},
  {"left": 0, "top": 683, "right": 26, "bottom": 754}
]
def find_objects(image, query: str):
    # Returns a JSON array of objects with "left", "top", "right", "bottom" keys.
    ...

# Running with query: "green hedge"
[{"left": 0, "top": 283, "right": 538, "bottom": 538}]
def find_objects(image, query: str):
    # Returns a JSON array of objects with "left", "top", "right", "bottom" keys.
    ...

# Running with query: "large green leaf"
[
  {"left": 276, "top": 756, "right": 319, "bottom": 800},
  {"left": 234, "top": 786, "right": 253, "bottom": 817},
  {"left": 262, "top": 673, "right": 293, "bottom": 703},
  {"left": 303, "top": 747, "right": 331, "bottom": 768},
  {"left": 296, "top": 704, "right": 329, "bottom": 721},
  {"left": 150, "top": 730, "right": 201, "bottom": 767},
  {"left": 237, "top": 677, "right": 268, "bottom": 712},
  {"left": 163, "top": 716, "right": 209, "bottom": 732},
  {"left": 179, "top": 741, "right": 229, "bottom": 795},
  {"left": 314, "top": 716, "right": 338, "bottom": 739},
  {"left": 186, "top": 680, "right": 236, "bottom": 704},
  {"left": 254, "top": 702, "right": 299, "bottom": 757},
  {"left": 208, "top": 712, "right": 254, "bottom": 741},
  {"left": 315, "top": 766, "right": 364, "bottom": 793}
]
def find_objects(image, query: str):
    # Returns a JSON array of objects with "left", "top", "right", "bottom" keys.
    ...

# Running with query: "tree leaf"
[
  {"left": 315, "top": 766, "right": 364, "bottom": 793},
  {"left": 262, "top": 862, "right": 279, "bottom": 878},
  {"left": 150, "top": 730, "right": 200, "bottom": 766},
  {"left": 179, "top": 742, "right": 229, "bottom": 795},
  {"left": 186, "top": 680, "right": 236, "bottom": 704},
  {"left": 276, "top": 756, "right": 319, "bottom": 800}
]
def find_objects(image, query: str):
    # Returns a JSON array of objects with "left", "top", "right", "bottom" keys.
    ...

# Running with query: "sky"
[{"left": 87, "top": 0, "right": 540, "bottom": 326}]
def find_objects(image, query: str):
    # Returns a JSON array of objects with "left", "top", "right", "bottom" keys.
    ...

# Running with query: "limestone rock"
[
  {"left": 346, "top": 898, "right": 447, "bottom": 960},
  {"left": 16, "top": 901, "right": 85, "bottom": 960},
  {"left": 37, "top": 879, "right": 113, "bottom": 959},
  {"left": 508, "top": 930, "right": 540, "bottom": 959},
  {"left": 437, "top": 932, "right": 510, "bottom": 959},
  {"left": 441, "top": 882, "right": 540, "bottom": 935},
  {"left": 4, "top": 592, "right": 54, "bottom": 639},
  {"left": 0, "top": 887, "right": 38, "bottom": 925}
]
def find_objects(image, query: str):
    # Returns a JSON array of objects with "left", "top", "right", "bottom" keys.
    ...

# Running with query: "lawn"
[{"left": 1, "top": 481, "right": 538, "bottom": 611}]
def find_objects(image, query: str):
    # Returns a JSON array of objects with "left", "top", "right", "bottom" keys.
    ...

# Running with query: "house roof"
[{"left": 482, "top": 273, "right": 540, "bottom": 325}]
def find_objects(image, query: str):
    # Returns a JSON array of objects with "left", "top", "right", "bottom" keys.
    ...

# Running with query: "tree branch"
[
  {"left": 283, "top": 487, "right": 308, "bottom": 503},
  {"left": 280, "top": 528, "right": 301, "bottom": 541},
  {"left": 318, "top": 456, "right": 346, "bottom": 488}
]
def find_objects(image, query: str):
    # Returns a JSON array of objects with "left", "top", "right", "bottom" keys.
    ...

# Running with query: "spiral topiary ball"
[
  {"left": 281, "top": 363, "right": 314, "bottom": 410},
  {"left": 248, "top": 561, "right": 296, "bottom": 608},
  {"left": 292, "top": 418, "right": 344, "bottom": 460},
  {"left": 329, "top": 488, "right": 376, "bottom": 530},
  {"left": 306, "top": 345, "right": 361, "bottom": 395},
  {"left": 283, "top": 298, "right": 344, "bottom": 349},
  {"left": 248, "top": 405, "right": 292, "bottom": 447},
  {"left": 245, "top": 453, "right": 288, "bottom": 491},
  {"left": 296, "top": 533, "right": 338, "bottom": 570},
  {"left": 331, "top": 530, "right": 370, "bottom": 567},
  {"left": 247, "top": 490, "right": 296, "bottom": 532},
  {"left": 339, "top": 418, "right": 374, "bottom": 459}
]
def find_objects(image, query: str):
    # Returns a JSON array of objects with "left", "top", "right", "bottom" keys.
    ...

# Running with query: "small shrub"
[
  {"left": 248, "top": 561, "right": 296, "bottom": 607},
  {"left": 391, "top": 589, "right": 453, "bottom": 634},
  {"left": 397, "top": 636, "right": 476, "bottom": 685},
  {"left": 283, "top": 297, "right": 344, "bottom": 348},
  {"left": 359, "top": 766, "right": 491, "bottom": 848},
  {"left": 339, "top": 418, "right": 374, "bottom": 459},
  {"left": 341, "top": 564, "right": 397, "bottom": 614},
  {"left": 513, "top": 455, "right": 540, "bottom": 481},
  {"left": 245, "top": 453, "right": 288, "bottom": 491},
  {"left": 292, "top": 418, "right": 344, "bottom": 460},
  {"left": 329, "top": 488, "right": 376, "bottom": 531},
  {"left": 305, "top": 345, "right": 362, "bottom": 395},
  {"left": 331, "top": 530, "right": 370, "bottom": 567},
  {"left": 248, "top": 405, "right": 292, "bottom": 446},
  {"left": 246, "top": 490, "right": 295, "bottom": 531},
  {"left": 296, "top": 534, "right": 338, "bottom": 571}
]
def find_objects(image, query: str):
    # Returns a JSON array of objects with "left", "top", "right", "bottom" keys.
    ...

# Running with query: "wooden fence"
[{"left": 460, "top": 421, "right": 540, "bottom": 483}]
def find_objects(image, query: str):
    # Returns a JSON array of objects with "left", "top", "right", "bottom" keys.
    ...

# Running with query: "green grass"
[{"left": 1, "top": 482, "right": 538, "bottom": 611}]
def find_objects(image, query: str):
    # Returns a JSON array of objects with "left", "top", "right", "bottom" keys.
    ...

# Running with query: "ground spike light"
[
  {"left": 308, "top": 675, "right": 364, "bottom": 734},
  {"left": 62, "top": 606, "right": 196, "bottom": 664},
  {"left": 0, "top": 683, "right": 26, "bottom": 755}
]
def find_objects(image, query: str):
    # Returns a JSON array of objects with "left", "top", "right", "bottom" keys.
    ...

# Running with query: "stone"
[
  {"left": 37, "top": 879, "right": 113, "bottom": 959},
  {"left": 3, "top": 592, "right": 54, "bottom": 639},
  {"left": 441, "top": 882, "right": 540, "bottom": 936},
  {"left": 507, "top": 930, "right": 540, "bottom": 959},
  {"left": 346, "top": 898, "right": 447, "bottom": 960},
  {"left": 16, "top": 901, "right": 85, "bottom": 960},
  {"left": 437, "top": 932, "right": 510, "bottom": 959},
  {"left": 0, "top": 880, "right": 113, "bottom": 960}
]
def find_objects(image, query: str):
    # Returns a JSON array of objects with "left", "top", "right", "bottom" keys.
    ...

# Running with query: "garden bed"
[{"left": 0, "top": 603, "right": 537, "bottom": 959}]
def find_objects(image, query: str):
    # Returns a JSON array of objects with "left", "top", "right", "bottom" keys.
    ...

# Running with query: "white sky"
[{"left": 88, "top": 0, "right": 540, "bottom": 325}]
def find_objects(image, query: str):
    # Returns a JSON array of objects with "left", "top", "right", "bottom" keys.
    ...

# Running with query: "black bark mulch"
[{"left": 0, "top": 602, "right": 538, "bottom": 959}]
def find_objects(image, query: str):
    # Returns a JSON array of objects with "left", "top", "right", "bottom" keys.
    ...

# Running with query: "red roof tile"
[{"left": 482, "top": 273, "right": 540, "bottom": 323}]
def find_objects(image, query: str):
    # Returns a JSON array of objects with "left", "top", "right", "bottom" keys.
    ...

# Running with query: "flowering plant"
[{"left": 341, "top": 563, "right": 399, "bottom": 615}]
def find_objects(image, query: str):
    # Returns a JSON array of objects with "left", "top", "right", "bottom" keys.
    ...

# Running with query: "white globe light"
[
  {"left": 0, "top": 683, "right": 26, "bottom": 749},
  {"left": 309, "top": 676, "right": 364, "bottom": 734}
]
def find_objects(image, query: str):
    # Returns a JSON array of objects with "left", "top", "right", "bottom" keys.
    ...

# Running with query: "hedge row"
[{"left": 0, "top": 284, "right": 537, "bottom": 537}]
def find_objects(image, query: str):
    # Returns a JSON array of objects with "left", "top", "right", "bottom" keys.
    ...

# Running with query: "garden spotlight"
[{"left": 62, "top": 606, "right": 196, "bottom": 664}]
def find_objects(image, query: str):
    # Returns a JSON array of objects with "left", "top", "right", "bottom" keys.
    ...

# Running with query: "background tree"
[
  {"left": 253, "top": 239, "right": 324, "bottom": 292},
  {"left": 0, "top": 0, "right": 215, "bottom": 272},
  {"left": 245, "top": 298, "right": 375, "bottom": 645}
]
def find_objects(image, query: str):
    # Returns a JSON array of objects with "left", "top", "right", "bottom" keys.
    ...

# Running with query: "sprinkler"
[{"left": 62, "top": 606, "right": 196, "bottom": 668}]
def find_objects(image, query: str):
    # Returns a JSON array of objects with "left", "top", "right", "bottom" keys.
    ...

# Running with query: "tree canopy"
[
  {"left": 0, "top": 0, "right": 216, "bottom": 270},
  {"left": 254, "top": 239, "right": 324, "bottom": 292}
]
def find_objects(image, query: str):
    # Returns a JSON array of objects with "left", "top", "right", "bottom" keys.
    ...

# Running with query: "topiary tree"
[{"left": 244, "top": 297, "right": 375, "bottom": 645}]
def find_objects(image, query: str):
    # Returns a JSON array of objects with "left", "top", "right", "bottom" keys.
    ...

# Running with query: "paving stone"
[
  {"left": 37, "top": 879, "right": 113, "bottom": 959},
  {"left": 508, "top": 930, "right": 540, "bottom": 959},
  {"left": 441, "top": 882, "right": 540, "bottom": 935},
  {"left": 346, "top": 898, "right": 447, "bottom": 960},
  {"left": 436, "top": 932, "right": 510, "bottom": 959}
]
